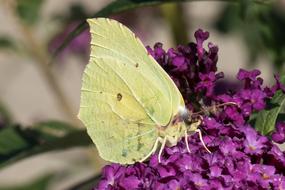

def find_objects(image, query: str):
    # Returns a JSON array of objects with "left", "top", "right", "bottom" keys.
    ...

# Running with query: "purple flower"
[
  {"left": 204, "top": 42, "right": 218, "bottom": 73},
  {"left": 119, "top": 176, "right": 141, "bottom": 189},
  {"left": 194, "top": 29, "right": 209, "bottom": 61},
  {"left": 176, "top": 154, "right": 204, "bottom": 172},
  {"left": 230, "top": 158, "right": 251, "bottom": 182},
  {"left": 239, "top": 89, "right": 267, "bottom": 112},
  {"left": 268, "top": 144, "right": 285, "bottom": 160},
  {"left": 97, "top": 164, "right": 125, "bottom": 189},
  {"left": 251, "top": 164, "right": 275, "bottom": 188},
  {"left": 272, "top": 122, "right": 285, "bottom": 144},
  {"left": 237, "top": 69, "right": 261, "bottom": 81},
  {"left": 237, "top": 69, "right": 263, "bottom": 89},
  {"left": 146, "top": 43, "right": 166, "bottom": 64},
  {"left": 154, "top": 178, "right": 181, "bottom": 190},
  {"left": 268, "top": 74, "right": 285, "bottom": 95},
  {"left": 94, "top": 29, "right": 285, "bottom": 190},
  {"left": 209, "top": 165, "right": 222, "bottom": 177},
  {"left": 219, "top": 137, "right": 244, "bottom": 158},
  {"left": 243, "top": 126, "right": 268, "bottom": 155},
  {"left": 187, "top": 173, "right": 207, "bottom": 188},
  {"left": 156, "top": 164, "right": 176, "bottom": 178},
  {"left": 224, "top": 106, "right": 245, "bottom": 125},
  {"left": 272, "top": 175, "right": 285, "bottom": 190},
  {"left": 171, "top": 55, "right": 187, "bottom": 72},
  {"left": 196, "top": 72, "right": 216, "bottom": 97}
]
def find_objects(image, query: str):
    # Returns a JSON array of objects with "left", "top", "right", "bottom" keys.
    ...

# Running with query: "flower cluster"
[{"left": 95, "top": 29, "right": 285, "bottom": 190}]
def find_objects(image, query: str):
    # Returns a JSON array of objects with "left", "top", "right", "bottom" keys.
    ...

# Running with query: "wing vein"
[{"left": 98, "top": 59, "right": 163, "bottom": 125}]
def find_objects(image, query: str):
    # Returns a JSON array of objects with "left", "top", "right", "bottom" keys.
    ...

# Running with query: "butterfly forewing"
[
  {"left": 78, "top": 18, "right": 184, "bottom": 164},
  {"left": 88, "top": 18, "right": 180, "bottom": 125}
]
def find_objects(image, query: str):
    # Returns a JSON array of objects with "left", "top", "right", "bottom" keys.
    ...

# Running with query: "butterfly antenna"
[
  {"left": 191, "top": 101, "right": 238, "bottom": 118},
  {"left": 214, "top": 101, "right": 238, "bottom": 108}
]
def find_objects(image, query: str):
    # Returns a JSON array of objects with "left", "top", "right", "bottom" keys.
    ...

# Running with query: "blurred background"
[{"left": 0, "top": 0, "right": 284, "bottom": 189}]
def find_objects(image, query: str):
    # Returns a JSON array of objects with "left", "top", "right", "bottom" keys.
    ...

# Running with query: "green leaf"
[
  {"left": 248, "top": 111, "right": 258, "bottom": 127},
  {"left": 16, "top": 0, "right": 44, "bottom": 25},
  {"left": 215, "top": 3, "right": 285, "bottom": 69},
  {"left": 0, "top": 174, "right": 54, "bottom": 190},
  {"left": 0, "top": 37, "right": 16, "bottom": 50},
  {"left": 51, "top": 0, "right": 271, "bottom": 62},
  {"left": 255, "top": 90, "right": 285, "bottom": 135},
  {"left": 0, "top": 122, "right": 92, "bottom": 169},
  {"left": 0, "top": 101, "right": 12, "bottom": 126},
  {"left": 32, "top": 120, "right": 77, "bottom": 141},
  {"left": 0, "top": 127, "right": 30, "bottom": 156}
]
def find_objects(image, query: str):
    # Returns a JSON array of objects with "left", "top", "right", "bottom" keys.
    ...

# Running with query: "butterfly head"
[
  {"left": 178, "top": 106, "right": 192, "bottom": 123},
  {"left": 178, "top": 105, "right": 189, "bottom": 119},
  {"left": 178, "top": 106, "right": 200, "bottom": 132}
]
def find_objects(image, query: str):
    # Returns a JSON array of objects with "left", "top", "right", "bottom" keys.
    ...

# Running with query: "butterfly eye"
[{"left": 184, "top": 118, "right": 192, "bottom": 125}]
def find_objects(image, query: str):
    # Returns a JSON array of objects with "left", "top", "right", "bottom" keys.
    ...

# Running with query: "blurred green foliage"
[
  {"left": 0, "top": 37, "right": 16, "bottom": 50},
  {"left": 0, "top": 122, "right": 91, "bottom": 169},
  {"left": 0, "top": 101, "right": 12, "bottom": 126},
  {"left": 253, "top": 90, "right": 285, "bottom": 135},
  {"left": 215, "top": 2, "right": 285, "bottom": 70},
  {"left": 160, "top": 4, "right": 189, "bottom": 45},
  {"left": 16, "top": 0, "right": 44, "bottom": 25}
]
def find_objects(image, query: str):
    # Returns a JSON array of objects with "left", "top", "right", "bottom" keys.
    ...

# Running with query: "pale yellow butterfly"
[{"left": 78, "top": 18, "right": 210, "bottom": 164}]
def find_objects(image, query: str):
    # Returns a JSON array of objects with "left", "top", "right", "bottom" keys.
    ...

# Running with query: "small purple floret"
[
  {"left": 272, "top": 122, "right": 285, "bottom": 144},
  {"left": 94, "top": 29, "right": 285, "bottom": 190}
]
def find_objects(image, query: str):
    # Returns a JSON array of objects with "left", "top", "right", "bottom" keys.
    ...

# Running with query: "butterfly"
[{"left": 78, "top": 18, "right": 210, "bottom": 164}]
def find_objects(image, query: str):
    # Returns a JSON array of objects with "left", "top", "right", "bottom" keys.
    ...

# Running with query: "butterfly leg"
[
  {"left": 195, "top": 128, "right": 211, "bottom": 153},
  {"left": 184, "top": 130, "right": 191, "bottom": 153},
  {"left": 139, "top": 137, "right": 161, "bottom": 162},
  {"left": 158, "top": 136, "right": 167, "bottom": 163}
]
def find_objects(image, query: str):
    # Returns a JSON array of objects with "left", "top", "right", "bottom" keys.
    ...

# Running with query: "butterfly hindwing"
[{"left": 79, "top": 57, "right": 158, "bottom": 164}]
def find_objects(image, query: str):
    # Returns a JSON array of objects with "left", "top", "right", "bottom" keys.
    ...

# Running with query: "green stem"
[{"left": 160, "top": 3, "right": 189, "bottom": 45}]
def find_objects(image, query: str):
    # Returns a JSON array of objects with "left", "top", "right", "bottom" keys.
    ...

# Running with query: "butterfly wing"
[
  {"left": 78, "top": 18, "right": 184, "bottom": 164},
  {"left": 79, "top": 57, "right": 158, "bottom": 164}
]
